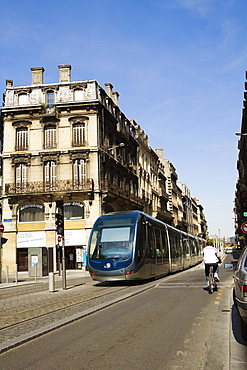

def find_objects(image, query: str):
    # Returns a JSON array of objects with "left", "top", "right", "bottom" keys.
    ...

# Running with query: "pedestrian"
[{"left": 69, "top": 252, "right": 74, "bottom": 269}]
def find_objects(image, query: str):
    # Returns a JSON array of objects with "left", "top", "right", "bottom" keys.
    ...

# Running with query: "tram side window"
[
  {"left": 189, "top": 239, "right": 196, "bottom": 256},
  {"left": 195, "top": 240, "right": 199, "bottom": 255},
  {"left": 183, "top": 238, "right": 190, "bottom": 258},
  {"left": 175, "top": 235, "right": 181, "bottom": 257},
  {"left": 155, "top": 228, "right": 163, "bottom": 263},
  {"left": 147, "top": 225, "right": 156, "bottom": 259},
  {"left": 169, "top": 233, "right": 176, "bottom": 259},
  {"left": 161, "top": 230, "right": 169, "bottom": 261},
  {"left": 136, "top": 217, "right": 146, "bottom": 262}
]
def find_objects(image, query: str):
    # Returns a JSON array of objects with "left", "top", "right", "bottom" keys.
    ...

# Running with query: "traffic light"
[
  {"left": 240, "top": 191, "right": 247, "bottom": 219},
  {"left": 0, "top": 237, "right": 7, "bottom": 247},
  {"left": 55, "top": 197, "right": 64, "bottom": 236}
]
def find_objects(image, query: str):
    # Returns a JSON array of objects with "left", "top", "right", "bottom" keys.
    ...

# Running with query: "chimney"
[
  {"left": 112, "top": 91, "right": 119, "bottom": 106},
  {"left": 58, "top": 64, "right": 71, "bottom": 82},
  {"left": 6, "top": 79, "right": 13, "bottom": 87},
  {"left": 31, "top": 67, "right": 45, "bottom": 84},
  {"left": 105, "top": 83, "right": 113, "bottom": 98},
  {"left": 156, "top": 149, "right": 164, "bottom": 159}
]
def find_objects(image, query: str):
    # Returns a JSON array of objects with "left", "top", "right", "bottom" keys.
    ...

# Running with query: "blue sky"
[{"left": 1, "top": 0, "right": 246, "bottom": 237}]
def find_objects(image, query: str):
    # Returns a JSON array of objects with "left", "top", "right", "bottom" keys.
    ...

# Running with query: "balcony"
[
  {"left": 102, "top": 180, "right": 144, "bottom": 206},
  {"left": 5, "top": 179, "right": 93, "bottom": 195}
]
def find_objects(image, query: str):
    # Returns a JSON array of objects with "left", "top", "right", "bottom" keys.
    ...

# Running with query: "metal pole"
[
  {"left": 0, "top": 235, "right": 2, "bottom": 284},
  {"left": 62, "top": 236, "right": 66, "bottom": 290},
  {"left": 5, "top": 265, "right": 9, "bottom": 284},
  {"left": 0, "top": 240, "right": 2, "bottom": 283},
  {"left": 15, "top": 263, "right": 18, "bottom": 284},
  {"left": 58, "top": 247, "right": 61, "bottom": 276},
  {"left": 49, "top": 272, "right": 55, "bottom": 292}
]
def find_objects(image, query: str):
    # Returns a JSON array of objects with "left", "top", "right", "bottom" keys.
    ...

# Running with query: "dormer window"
[
  {"left": 18, "top": 93, "right": 28, "bottom": 105},
  {"left": 74, "top": 89, "right": 84, "bottom": 101},
  {"left": 46, "top": 91, "right": 55, "bottom": 107}
]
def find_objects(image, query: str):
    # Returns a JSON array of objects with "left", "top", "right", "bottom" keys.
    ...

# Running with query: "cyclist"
[{"left": 203, "top": 241, "right": 222, "bottom": 284}]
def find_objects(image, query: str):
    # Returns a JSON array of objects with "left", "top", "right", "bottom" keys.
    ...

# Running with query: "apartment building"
[{"left": 0, "top": 65, "right": 207, "bottom": 275}]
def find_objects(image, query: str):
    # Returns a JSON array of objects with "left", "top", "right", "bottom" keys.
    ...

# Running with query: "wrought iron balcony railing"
[
  {"left": 102, "top": 180, "right": 144, "bottom": 206},
  {"left": 5, "top": 179, "right": 93, "bottom": 195}
]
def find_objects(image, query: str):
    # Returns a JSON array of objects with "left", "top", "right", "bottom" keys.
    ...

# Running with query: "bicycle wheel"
[{"left": 209, "top": 266, "right": 214, "bottom": 294}]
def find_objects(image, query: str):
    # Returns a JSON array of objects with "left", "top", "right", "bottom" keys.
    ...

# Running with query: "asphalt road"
[{"left": 0, "top": 258, "right": 238, "bottom": 370}]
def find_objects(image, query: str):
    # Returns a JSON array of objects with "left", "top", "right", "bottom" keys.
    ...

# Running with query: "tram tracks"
[{"left": 0, "top": 282, "right": 148, "bottom": 346}]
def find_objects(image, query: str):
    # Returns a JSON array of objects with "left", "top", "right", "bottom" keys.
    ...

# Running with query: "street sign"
[
  {"left": 0, "top": 224, "right": 4, "bottom": 233},
  {"left": 241, "top": 222, "right": 247, "bottom": 234}
]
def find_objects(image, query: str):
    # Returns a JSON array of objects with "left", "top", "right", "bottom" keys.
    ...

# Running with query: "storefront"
[
  {"left": 17, "top": 230, "right": 53, "bottom": 276},
  {"left": 64, "top": 229, "right": 87, "bottom": 269}
]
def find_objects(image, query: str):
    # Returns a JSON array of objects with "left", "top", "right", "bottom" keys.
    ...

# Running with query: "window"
[
  {"left": 18, "top": 94, "right": 28, "bottom": 105},
  {"left": 16, "top": 163, "right": 28, "bottom": 191},
  {"left": 44, "top": 161, "right": 56, "bottom": 190},
  {"left": 16, "top": 127, "right": 28, "bottom": 151},
  {"left": 73, "top": 158, "right": 86, "bottom": 188},
  {"left": 19, "top": 204, "right": 45, "bottom": 222},
  {"left": 46, "top": 91, "right": 55, "bottom": 106},
  {"left": 64, "top": 202, "right": 85, "bottom": 220},
  {"left": 44, "top": 126, "right": 56, "bottom": 149},
  {"left": 72, "top": 123, "right": 86, "bottom": 147},
  {"left": 155, "top": 228, "right": 163, "bottom": 262},
  {"left": 74, "top": 89, "right": 84, "bottom": 101}
]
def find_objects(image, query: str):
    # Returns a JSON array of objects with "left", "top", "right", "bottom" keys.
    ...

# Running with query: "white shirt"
[{"left": 203, "top": 245, "right": 219, "bottom": 264}]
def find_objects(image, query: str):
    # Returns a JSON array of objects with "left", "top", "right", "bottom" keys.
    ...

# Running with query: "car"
[
  {"left": 224, "top": 248, "right": 233, "bottom": 254},
  {"left": 226, "top": 246, "right": 247, "bottom": 340}
]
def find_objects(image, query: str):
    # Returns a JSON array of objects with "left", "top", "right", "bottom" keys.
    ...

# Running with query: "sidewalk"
[{"left": 0, "top": 269, "right": 90, "bottom": 290}]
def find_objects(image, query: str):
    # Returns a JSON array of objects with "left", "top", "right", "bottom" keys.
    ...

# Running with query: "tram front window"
[{"left": 89, "top": 219, "right": 135, "bottom": 260}]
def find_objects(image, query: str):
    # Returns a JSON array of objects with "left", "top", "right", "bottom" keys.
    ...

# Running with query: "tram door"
[{"left": 147, "top": 225, "right": 156, "bottom": 276}]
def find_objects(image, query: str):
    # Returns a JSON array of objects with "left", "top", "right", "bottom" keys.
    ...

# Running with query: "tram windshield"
[{"left": 89, "top": 215, "right": 136, "bottom": 260}]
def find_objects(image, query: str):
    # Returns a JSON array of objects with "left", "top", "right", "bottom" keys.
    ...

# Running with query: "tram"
[{"left": 87, "top": 210, "right": 205, "bottom": 282}]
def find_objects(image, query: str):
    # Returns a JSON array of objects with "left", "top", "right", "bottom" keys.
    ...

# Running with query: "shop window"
[{"left": 17, "top": 248, "right": 28, "bottom": 271}]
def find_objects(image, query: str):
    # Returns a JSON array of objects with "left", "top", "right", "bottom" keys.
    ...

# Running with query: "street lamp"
[
  {"left": 235, "top": 133, "right": 247, "bottom": 136},
  {"left": 108, "top": 142, "right": 125, "bottom": 151}
]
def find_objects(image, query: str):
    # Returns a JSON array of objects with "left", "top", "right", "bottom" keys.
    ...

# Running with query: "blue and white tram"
[{"left": 87, "top": 210, "right": 205, "bottom": 282}]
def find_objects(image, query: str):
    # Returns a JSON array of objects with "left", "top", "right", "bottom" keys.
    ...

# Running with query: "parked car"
[{"left": 226, "top": 246, "right": 247, "bottom": 340}]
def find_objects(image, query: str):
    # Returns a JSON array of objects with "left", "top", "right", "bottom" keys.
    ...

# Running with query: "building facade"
[
  {"left": 0, "top": 65, "right": 208, "bottom": 274},
  {"left": 235, "top": 70, "right": 247, "bottom": 249}
]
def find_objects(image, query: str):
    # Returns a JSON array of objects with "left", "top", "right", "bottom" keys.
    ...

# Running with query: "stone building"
[
  {"left": 235, "top": 70, "right": 247, "bottom": 248},
  {"left": 0, "top": 65, "right": 169, "bottom": 274},
  {"left": 0, "top": 65, "right": 208, "bottom": 275}
]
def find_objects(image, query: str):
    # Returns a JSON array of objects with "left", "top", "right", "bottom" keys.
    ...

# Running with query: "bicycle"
[{"left": 208, "top": 266, "right": 218, "bottom": 294}]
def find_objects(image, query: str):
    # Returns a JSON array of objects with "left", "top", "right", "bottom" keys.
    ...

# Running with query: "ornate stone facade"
[{"left": 0, "top": 65, "right": 207, "bottom": 274}]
